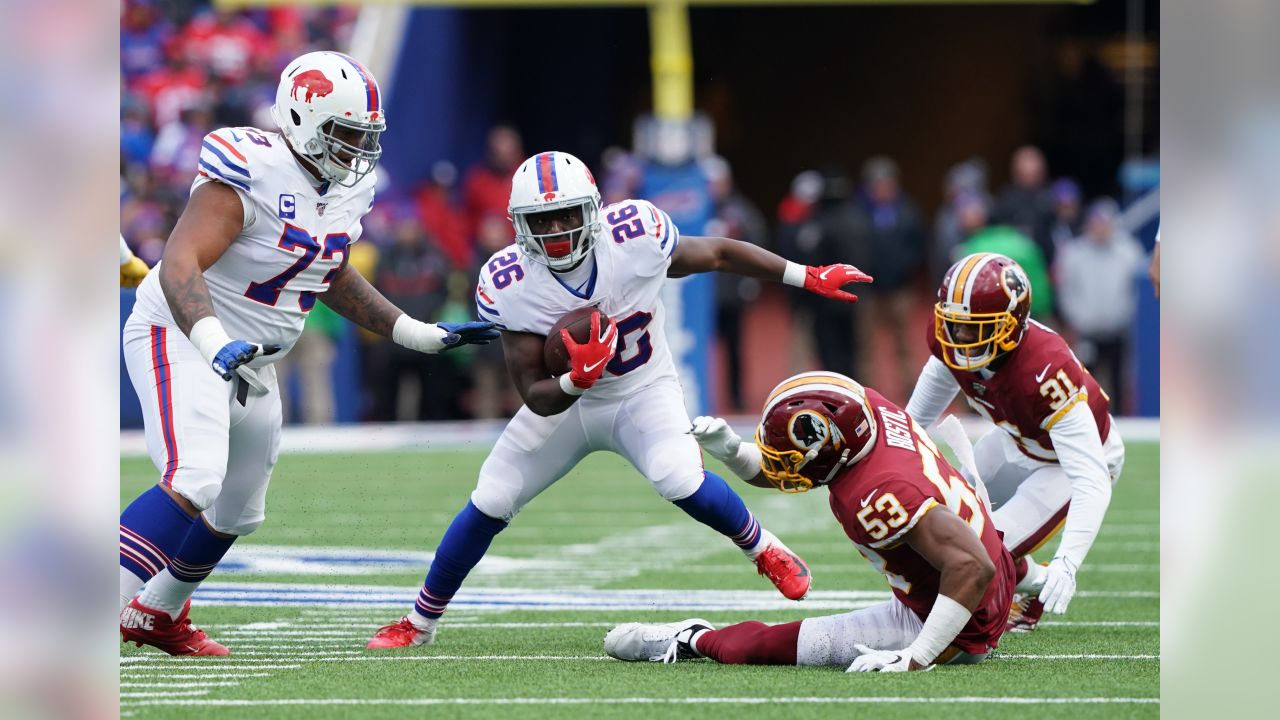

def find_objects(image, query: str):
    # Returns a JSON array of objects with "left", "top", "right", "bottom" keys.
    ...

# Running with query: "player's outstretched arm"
[
  {"left": 501, "top": 330, "right": 597, "bottom": 417},
  {"left": 849, "top": 507, "right": 994, "bottom": 673},
  {"left": 120, "top": 235, "right": 150, "bottom": 288},
  {"left": 668, "top": 236, "right": 872, "bottom": 303},
  {"left": 689, "top": 416, "right": 771, "bottom": 488},
  {"left": 321, "top": 263, "right": 498, "bottom": 352}
]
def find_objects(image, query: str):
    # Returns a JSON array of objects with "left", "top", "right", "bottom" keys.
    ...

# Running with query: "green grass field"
[{"left": 120, "top": 442, "right": 1158, "bottom": 718}]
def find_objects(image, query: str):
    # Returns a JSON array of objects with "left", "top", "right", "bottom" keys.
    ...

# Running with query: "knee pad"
[
  {"left": 646, "top": 449, "right": 705, "bottom": 501},
  {"left": 470, "top": 459, "right": 525, "bottom": 522},
  {"left": 205, "top": 512, "right": 264, "bottom": 537},
  {"left": 170, "top": 467, "right": 224, "bottom": 512}
]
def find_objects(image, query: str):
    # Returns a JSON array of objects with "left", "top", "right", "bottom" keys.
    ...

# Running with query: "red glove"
[
  {"left": 804, "top": 264, "right": 874, "bottom": 303},
  {"left": 561, "top": 311, "right": 618, "bottom": 391}
]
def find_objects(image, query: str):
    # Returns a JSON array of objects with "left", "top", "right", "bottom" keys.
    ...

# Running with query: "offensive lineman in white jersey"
[
  {"left": 118, "top": 51, "right": 497, "bottom": 656},
  {"left": 368, "top": 151, "right": 874, "bottom": 648}
]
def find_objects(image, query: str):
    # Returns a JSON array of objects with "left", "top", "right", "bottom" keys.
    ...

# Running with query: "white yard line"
[
  {"left": 120, "top": 653, "right": 1158, "bottom": 664},
  {"left": 120, "top": 690, "right": 210, "bottom": 698},
  {"left": 992, "top": 654, "right": 1159, "bottom": 660},
  {"left": 120, "top": 673, "right": 274, "bottom": 679},
  {"left": 120, "top": 682, "right": 241, "bottom": 688},
  {"left": 120, "top": 695, "right": 1160, "bottom": 707}
]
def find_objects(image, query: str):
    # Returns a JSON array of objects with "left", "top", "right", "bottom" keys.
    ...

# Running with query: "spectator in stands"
[
  {"left": 794, "top": 167, "right": 872, "bottom": 378},
  {"left": 149, "top": 100, "right": 213, "bottom": 189},
  {"left": 954, "top": 191, "right": 1054, "bottom": 320},
  {"left": 1056, "top": 198, "right": 1147, "bottom": 414},
  {"left": 416, "top": 160, "right": 472, "bottom": 270},
  {"left": 704, "top": 156, "right": 768, "bottom": 412},
  {"left": 932, "top": 158, "right": 989, "bottom": 283},
  {"left": 1048, "top": 177, "right": 1083, "bottom": 261},
  {"left": 121, "top": 95, "right": 156, "bottom": 169},
  {"left": 276, "top": 301, "right": 342, "bottom": 425},
  {"left": 994, "top": 145, "right": 1057, "bottom": 268},
  {"left": 176, "top": 6, "right": 272, "bottom": 85},
  {"left": 120, "top": 1, "right": 171, "bottom": 84},
  {"left": 370, "top": 207, "right": 461, "bottom": 421},
  {"left": 857, "top": 155, "right": 927, "bottom": 401},
  {"left": 463, "top": 124, "right": 524, "bottom": 245}
]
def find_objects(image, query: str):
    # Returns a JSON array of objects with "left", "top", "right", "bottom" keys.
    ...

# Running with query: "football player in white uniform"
[
  {"left": 118, "top": 51, "right": 497, "bottom": 656},
  {"left": 368, "top": 151, "right": 873, "bottom": 648}
]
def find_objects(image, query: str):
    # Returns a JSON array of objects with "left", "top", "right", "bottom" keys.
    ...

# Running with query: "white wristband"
[
  {"left": 392, "top": 314, "right": 449, "bottom": 354},
  {"left": 725, "top": 442, "right": 764, "bottom": 482},
  {"left": 906, "top": 594, "right": 971, "bottom": 666},
  {"left": 120, "top": 235, "right": 134, "bottom": 265},
  {"left": 782, "top": 261, "right": 807, "bottom": 288},
  {"left": 188, "top": 316, "right": 233, "bottom": 366},
  {"left": 558, "top": 373, "right": 586, "bottom": 396}
]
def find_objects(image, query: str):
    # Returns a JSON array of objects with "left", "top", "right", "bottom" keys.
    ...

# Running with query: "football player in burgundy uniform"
[
  {"left": 604, "top": 372, "right": 1015, "bottom": 672},
  {"left": 906, "top": 252, "right": 1125, "bottom": 631}
]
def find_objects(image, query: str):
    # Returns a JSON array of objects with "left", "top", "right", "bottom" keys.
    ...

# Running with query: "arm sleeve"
[
  {"left": 611, "top": 200, "right": 680, "bottom": 277},
  {"left": 474, "top": 261, "right": 509, "bottom": 331},
  {"left": 905, "top": 356, "right": 960, "bottom": 430},
  {"left": 192, "top": 130, "right": 255, "bottom": 229},
  {"left": 1046, "top": 401, "right": 1112, "bottom": 570}
]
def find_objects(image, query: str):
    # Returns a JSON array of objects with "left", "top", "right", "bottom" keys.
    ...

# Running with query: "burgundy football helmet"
[
  {"left": 935, "top": 252, "right": 1032, "bottom": 371},
  {"left": 754, "top": 372, "right": 878, "bottom": 492}
]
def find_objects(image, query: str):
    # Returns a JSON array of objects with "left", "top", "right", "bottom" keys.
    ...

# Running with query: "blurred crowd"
[{"left": 121, "top": 1, "right": 1152, "bottom": 423}]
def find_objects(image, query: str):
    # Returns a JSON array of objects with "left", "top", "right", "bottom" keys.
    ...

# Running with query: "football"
[{"left": 544, "top": 306, "right": 607, "bottom": 374}]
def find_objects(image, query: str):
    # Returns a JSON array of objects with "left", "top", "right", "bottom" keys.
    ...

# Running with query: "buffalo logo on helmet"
[
  {"left": 290, "top": 69, "right": 335, "bottom": 103},
  {"left": 787, "top": 410, "right": 844, "bottom": 454}
]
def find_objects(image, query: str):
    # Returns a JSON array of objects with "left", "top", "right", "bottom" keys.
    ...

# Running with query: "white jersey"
[
  {"left": 131, "top": 126, "right": 375, "bottom": 365},
  {"left": 475, "top": 199, "right": 680, "bottom": 401}
]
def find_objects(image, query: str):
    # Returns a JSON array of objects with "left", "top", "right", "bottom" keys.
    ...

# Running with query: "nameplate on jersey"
[{"left": 279, "top": 194, "right": 296, "bottom": 219}]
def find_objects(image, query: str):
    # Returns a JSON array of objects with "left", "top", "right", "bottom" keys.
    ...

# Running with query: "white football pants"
[
  {"left": 797, "top": 598, "right": 985, "bottom": 667},
  {"left": 975, "top": 422, "right": 1126, "bottom": 557},
  {"left": 470, "top": 380, "right": 704, "bottom": 520},
  {"left": 122, "top": 316, "right": 282, "bottom": 536}
]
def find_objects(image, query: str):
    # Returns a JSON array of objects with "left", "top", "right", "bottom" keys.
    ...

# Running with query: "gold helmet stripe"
[
  {"left": 949, "top": 253, "right": 991, "bottom": 305},
  {"left": 764, "top": 372, "right": 864, "bottom": 408}
]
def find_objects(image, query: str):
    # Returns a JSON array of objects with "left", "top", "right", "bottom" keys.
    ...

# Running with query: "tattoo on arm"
[
  {"left": 160, "top": 260, "right": 217, "bottom": 335},
  {"left": 319, "top": 262, "right": 404, "bottom": 336}
]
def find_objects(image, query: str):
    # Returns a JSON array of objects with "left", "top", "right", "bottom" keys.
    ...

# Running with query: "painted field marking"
[
  {"left": 120, "top": 690, "right": 210, "bottom": 698},
  {"left": 120, "top": 673, "right": 274, "bottom": 680},
  {"left": 121, "top": 653, "right": 1158, "bottom": 664},
  {"left": 120, "top": 681, "right": 241, "bottom": 688},
  {"left": 121, "top": 696, "right": 1160, "bottom": 708}
]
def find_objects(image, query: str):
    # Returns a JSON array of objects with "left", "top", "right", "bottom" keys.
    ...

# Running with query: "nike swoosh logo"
[
  {"left": 860, "top": 489, "right": 878, "bottom": 507},
  {"left": 583, "top": 358, "right": 607, "bottom": 373},
  {"left": 1035, "top": 363, "right": 1053, "bottom": 382},
  {"left": 820, "top": 266, "right": 840, "bottom": 281},
  {"left": 229, "top": 130, "right": 243, "bottom": 143}
]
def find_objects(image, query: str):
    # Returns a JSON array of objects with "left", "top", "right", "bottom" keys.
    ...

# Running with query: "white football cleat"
[{"left": 604, "top": 618, "right": 714, "bottom": 663}]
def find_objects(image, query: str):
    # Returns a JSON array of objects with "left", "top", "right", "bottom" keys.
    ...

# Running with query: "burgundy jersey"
[
  {"left": 828, "top": 390, "right": 1015, "bottom": 655},
  {"left": 926, "top": 319, "right": 1112, "bottom": 462}
]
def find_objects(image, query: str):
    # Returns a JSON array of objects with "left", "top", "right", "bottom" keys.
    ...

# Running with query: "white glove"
[
  {"left": 1038, "top": 557, "right": 1078, "bottom": 614},
  {"left": 690, "top": 416, "right": 742, "bottom": 462},
  {"left": 846, "top": 644, "right": 931, "bottom": 673}
]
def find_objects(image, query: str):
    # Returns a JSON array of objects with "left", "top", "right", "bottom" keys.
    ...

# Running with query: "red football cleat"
[
  {"left": 755, "top": 544, "right": 811, "bottom": 600},
  {"left": 120, "top": 598, "right": 229, "bottom": 656},
  {"left": 367, "top": 616, "right": 437, "bottom": 649},
  {"left": 1006, "top": 593, "right": 1046, "bottom": 633}
]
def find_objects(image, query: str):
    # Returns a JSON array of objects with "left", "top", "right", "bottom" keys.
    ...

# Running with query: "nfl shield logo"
[
  {"left": 316, "top": 202, "right": 328, "bottom": 216},
  {"left": 972, "top": 382, "right": 986, "bottom": 396}
]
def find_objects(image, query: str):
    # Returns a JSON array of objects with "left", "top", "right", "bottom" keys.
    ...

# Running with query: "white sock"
[
  {"left": 1015, "top": 556, "right": 1047, "bottom": 594},
  {"left": 408, "top": 609, "right": 438, "bottom": 632},
  {"left": 743, "top": 528, "right": 779, "bottom": 561},
  {"left": 120, "top": 567, "right": 147, "bottom": 612},
  {"left": 136, "top": 569, "right": 201, "bottom": 620}
]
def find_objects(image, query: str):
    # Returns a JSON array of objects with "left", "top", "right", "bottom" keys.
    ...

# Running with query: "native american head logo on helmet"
[
  {"left": 934, "top": 253, "right": 1032, "bottom": 371},
  {"left": 754, "top": 372, "right": 878, "bottom": 493}
]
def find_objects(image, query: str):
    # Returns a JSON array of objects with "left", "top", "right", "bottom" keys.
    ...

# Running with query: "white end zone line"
[{"left": 121, "top": 696, "right": 1160, "bottom": 707}]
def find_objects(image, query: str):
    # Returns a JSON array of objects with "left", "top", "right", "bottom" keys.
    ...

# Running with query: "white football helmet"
[
  {"left": 269, "top": 51, "right": 385, "bottom": 187},
  {"left": 509, "top": 151, "right": 602, "bottom": 271}
]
